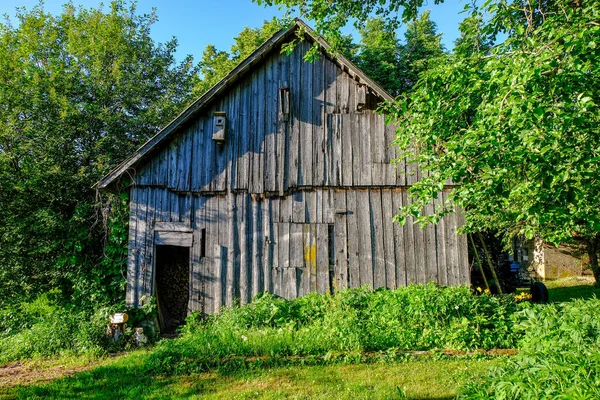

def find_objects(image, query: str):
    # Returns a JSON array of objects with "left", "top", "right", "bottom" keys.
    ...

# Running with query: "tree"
[
  {"left": 0, "top": 1, "right": 198, "bottom": 306},
  {"left": 353, "top": 18, "right": 403, "bottom": 95},
  {"left": 193, "top": 17, "right": 287, "bottom": 96},
  {"left": 397, "top": 10, "right": 445, "bottom": 93},
  {"left": 258, "top": 0, "right": 600, "bottom": 283}
]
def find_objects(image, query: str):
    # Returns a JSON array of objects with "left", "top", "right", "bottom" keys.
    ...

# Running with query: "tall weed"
[
  {"left": 146, "top": 284, "right": 520, "bottom": 375},
  {"left": 461, "top": 298, "right": 600, "bottom": 399}
]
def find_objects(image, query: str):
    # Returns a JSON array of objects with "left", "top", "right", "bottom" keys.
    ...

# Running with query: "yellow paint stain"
[{"left": 304, "top": 242, "right": 317, "bottom": 274}]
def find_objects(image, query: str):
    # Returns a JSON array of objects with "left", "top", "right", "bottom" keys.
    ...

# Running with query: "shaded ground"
[
  {"left": 0, "top": 358, "right": 97, "bottom": 390},
  {"left": 545, "top": 276, "right": 599, "bottom": 302}
]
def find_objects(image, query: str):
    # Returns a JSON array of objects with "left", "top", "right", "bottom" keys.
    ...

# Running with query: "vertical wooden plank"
[
  {"left": 313, "top": 54, "right": 325, "bottom": 186},
  {"left": 316, "top": 223, "right": 329, "bottom": 294},
  {"left": 239, "top": 193, "right": 250, "bottom": 304},
  {"left": 299, "top": 41, "right": 313, "bottom": 187},
  {"left": 265, "top": 56, "right": 277, "bottom": 192},
  {"left": 324, "top": 61, "right": 337, "bottom": 186},
  {"left": 333, "top": 190, "right": 348, "bottom": 291},
  {"left": 225, "top": 193, "right": 235, "bottom": 307},
  {"left": 434, "top": 194, "right": 448, "bottom": 286},
  {"left": 381, "top": 189, "right": 396, "bottom": 289},
  {"left": 216, "top": 195, "right": 228, "bottom": 311},
  {"left": 346, "top": 190, "right": 360, "bottom": 288},
  {"left": 456, "top": 206, "right": 469, "bottom": 285},
  {"left": 169, "top": 191, "right": 179, "bottom": 222},
  {"left": 413, "top": 212, "right": 427, "bottom": 285},
  {"left": 339, "top": 70, "right": 350, "bottom": 114},
  {"left": 341, "top": 113, "right": 353, "bottom": 186},
  {"left": 277, "top": 55, "right": 290, "bottom": 194},
  {"left": 227, "top": 86, "right": 240, "bottom": 190},
  {"left": 329, "top": 113, "right": 340, "bottom": 186},
  {"left": 315, "top": 190, "right": 323, "bottom": 224},
  {"left": 134, "top": 188, "right": 148, "bottom": 306},
  {"left": 371, "top": 114, "right": 385, "bottom": 186},
  {"left": 192, "top": 195, "right": 206, "bottom": 312},
  {"left": 191, "top": 119, "right": 204, "bottom": 191},
  {"left": 356, "top": 189, "right": 374, "bottom": 288},
  {"left": 204, "top": 108, "right": 217, "bottom": 192},
  {"left": 144, "top": 188, "right": 156, "bottom": 298},
  {"left": 251, "top": 196, "right": 263, "bottom": 298},
  {"left": 167, "top": 137, "right": 178, "bottom": 189},
  {"left": 177, "top": 129, "right": 191, "bottom": 191},
  {"left": 237, "top": 81, "right": 251, "bottom": 190},
  {"left": 305, "top": 190, "right": 316, "bottom": 223},
  {"left": 136, "top": 158, "right": 150, "bottom": 185},
  {"left": 444, "top": 191, "right": 459, "bottom": 286},
  {"left": 255, "top": 66, "right": 266, "bottom": 194},
  {"left": 207, "top": 196, "right": 220, "bottom": 313},
  {"left": 304, "top": 223, "right": 317, "bottom": 294},
  {"left": 424, "top": 202, "right": 438, "bottom": 284},
  {"left": 271, "top": 217, "right": 279, "bottom": 295},
  {"left": 278, "top": 221, "right": 290, "bottom": 298},
  {"left": 360, "top": 113, "right": 373, "bottom": 186},
  {"left": 126, "top": 188, "right": 139, "bottom": 307},
  {"left": 292, "top": 191, "right": 305, "bottom": 223},
  {"left": 289, "top": 223, "right": 303, "bottom": 298},
  {"left": 351, "top": 113, "right": 363, "bottom": 185},
  {"left": 402, "top": 190, "right": 417, "bottom": 285},
  {"left": 385, "top": 122, "right": 400, "bottom": 186},
  {"left": 280, "top": 195, "right": 292, "bottom": 223},
  {"left": 371, "top": 189, "right": 386, "bottom": 288},
  {"left": 288, "top": 45, "right": 300, "bottom": 188},
  {"left": 263, "top": 199, "right": 273, "bottom": 293},
  {"left": 391, "top": 190, "right": 407, "bottom": 287}
]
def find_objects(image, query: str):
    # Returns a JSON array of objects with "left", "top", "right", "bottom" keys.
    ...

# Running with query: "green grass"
[
  {"left": 1, "top": 353, "right": 500, "bottom": 399},
  {"left": 544, "top": 276, "right": 599, "bottom": 302}
]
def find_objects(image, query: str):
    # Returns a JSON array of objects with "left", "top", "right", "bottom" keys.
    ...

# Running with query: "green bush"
[
  {"left": 145, "top": 284, "right": 520, "bottom": 375},
  {"left": 460, "top": 298, "right": 600, "bottom": 399},
  {"left": 0, "top": 292, "right": 131, "bottom": 363}
]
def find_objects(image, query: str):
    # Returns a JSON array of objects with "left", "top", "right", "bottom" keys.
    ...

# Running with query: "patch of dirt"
[{"left": 0, "top": 360, "right": 96, "bottom": 389}]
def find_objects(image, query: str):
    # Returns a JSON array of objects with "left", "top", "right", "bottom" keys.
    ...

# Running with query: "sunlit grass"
[{"left": 2, "top": 355, "right": 500, "bottom": 400}]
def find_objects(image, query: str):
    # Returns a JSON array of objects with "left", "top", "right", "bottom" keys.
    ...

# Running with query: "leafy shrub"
[
  {"left": 460, "top": 298, "right": 600, "bottom": 399},
  {"left": 145, "top": 284, "right": 520, "bottom": 375},
  {"left": 0, "top": 292, "right": 131, "bottom": 363}
]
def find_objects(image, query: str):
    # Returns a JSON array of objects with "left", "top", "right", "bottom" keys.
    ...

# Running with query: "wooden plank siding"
[{"left": 122, "top": 38, "right": 469, "bottom": 311}]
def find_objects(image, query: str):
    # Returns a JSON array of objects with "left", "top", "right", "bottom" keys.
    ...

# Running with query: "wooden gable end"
[{"left": 133, "top": 41, "right": 419, "bottom": 194}]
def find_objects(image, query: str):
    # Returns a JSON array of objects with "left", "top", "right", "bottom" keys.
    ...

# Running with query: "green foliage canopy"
[{"left": 0, "top": 1, "right": 198, "bottom": 306}]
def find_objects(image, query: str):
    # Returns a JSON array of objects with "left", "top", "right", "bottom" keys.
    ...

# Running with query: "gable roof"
[{"left": 96, "top": 18, "right": 394, "bottom": 190}]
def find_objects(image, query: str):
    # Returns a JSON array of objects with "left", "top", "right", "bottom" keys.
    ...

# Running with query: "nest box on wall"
[{"left": 212, "top": 111, "right": 227, "bottom": 143}]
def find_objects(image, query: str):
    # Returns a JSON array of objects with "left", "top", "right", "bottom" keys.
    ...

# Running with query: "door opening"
[{"left": 155, "top": 245, "right": 190, "bottom": 334}]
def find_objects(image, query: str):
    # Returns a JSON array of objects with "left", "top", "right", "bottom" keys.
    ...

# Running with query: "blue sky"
[{"left": 0, "top": 1, "right": 471, "bottom": 63}]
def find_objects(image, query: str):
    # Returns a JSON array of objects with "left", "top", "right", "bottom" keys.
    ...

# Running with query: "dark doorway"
[{"left": 155, "top": 245, "right": 190, "bottom": 334}]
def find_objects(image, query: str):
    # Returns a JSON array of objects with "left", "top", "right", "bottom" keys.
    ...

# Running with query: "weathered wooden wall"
[
  {"left": 127, "top": 187, "right": 468, "bottom": 312},
  {"left": 125, "top": 39, "right": 468, "bottom": 311}
]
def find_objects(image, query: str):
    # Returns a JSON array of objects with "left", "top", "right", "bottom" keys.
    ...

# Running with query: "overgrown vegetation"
[
  {"left": 143, "top": 285, "right": 519, "bottom": 376},
  {"left": 461, "top": 298, "right": 600, "bottom": 399}
]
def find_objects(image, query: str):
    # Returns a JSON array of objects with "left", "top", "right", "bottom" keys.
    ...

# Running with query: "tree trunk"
[
  {"left": 532, "top": 234, "right": 545, "bottom": 280},
  {"left": 586, "top": 234, "right": 600, "bottom": 286}
]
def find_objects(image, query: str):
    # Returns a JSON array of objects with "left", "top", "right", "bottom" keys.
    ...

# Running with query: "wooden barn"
[{"left": 98, "top": 19, "right": 469, "bottom": 324}]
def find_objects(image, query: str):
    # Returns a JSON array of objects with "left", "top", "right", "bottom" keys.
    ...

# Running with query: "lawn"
[
  {"left": 0, "top": 354, "right": 500, "bottom": 399},
  {"left": 545, "top": 276, "right": 599, "bottom": 302}
]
